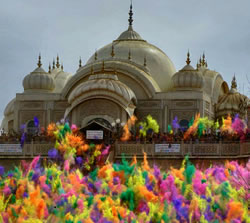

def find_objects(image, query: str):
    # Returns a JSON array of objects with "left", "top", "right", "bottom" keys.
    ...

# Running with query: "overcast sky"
[{"left": 0, "top": 0, "right": 250, "bottom": 124}]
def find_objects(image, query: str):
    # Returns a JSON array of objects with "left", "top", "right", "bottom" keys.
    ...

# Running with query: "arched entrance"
[{"left": 80, "top": 118, "right": 113, "bottom": 144}]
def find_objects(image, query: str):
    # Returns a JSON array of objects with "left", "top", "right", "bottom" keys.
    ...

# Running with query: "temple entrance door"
[{"left": 80, "top": 118, "right": 113, "bottom": 144}]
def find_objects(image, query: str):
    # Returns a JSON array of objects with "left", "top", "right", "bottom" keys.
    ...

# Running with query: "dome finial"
[
  {"left": 48, "top": 63, "right": 51, "bottom": 73},
  {"left": 111, "top": 44, "right": 115, "bottom": 58},
  {"left": 37, "top": 53, "right": 42, "bottom": 68},
  {"left": 79, "top": 57, "right": 82, "bottom": 68},
  {"left": 202, "top": 52, "right": 206, "bottom": 66},
  {"left": 56, "top": 55, "right": 60, "bottom": 68},
  {"left": 186, "top": 50, "right": 191, "bottom": 65},
  {"left": 128, "top": 49, "right": 132, "bottom": 60},
  {"left": 231, "top": 74, "right": 237, "bottom": 89},
  {"left": 95, "top": 50, "right": 98, "bottom": 61},
  {"left": 52, "top": 59, "right": 55, "bottom": 69},
  {"left": 128, "top": 0, "right": 134, "bottom": 27}
]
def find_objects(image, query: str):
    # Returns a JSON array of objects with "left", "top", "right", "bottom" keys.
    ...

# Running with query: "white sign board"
[
  {"left": 0, "top": 144, "right": 22, "bottom": 153},
  {"left": 155, "top": 144, "right": 180, "bottom": 153},
  {"left": 86, "top": 130, "right": 103, "bottom": 140}
]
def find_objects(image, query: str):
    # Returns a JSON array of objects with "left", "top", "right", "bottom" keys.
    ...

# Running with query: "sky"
[{"left": 0, "top": 0, "right": 250, "bottom": 124}]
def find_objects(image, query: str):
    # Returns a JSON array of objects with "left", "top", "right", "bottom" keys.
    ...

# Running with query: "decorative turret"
[
  {"left": 186, "top": 50, "right": 191, "bottom": 65},
  {"left": 216, "top": 74, "right": 249, "bottom": 118},
  {"left": 116, "top": 1, "right": 144, "bottom": 41},
  {"left": 172, "top": 51, "right": 204, "bottom": 89},
  {"left": 231, "top": 74, "right": 237, "bottom": 90},
  {"left": 79, "top": 57, "right": 82, "bottom": 68},
  {"left": 23, "top": 54, "right": 55, "bottom": 92},
  {"left": 56, "top": 55, "right": 60, "bottom": 68}
]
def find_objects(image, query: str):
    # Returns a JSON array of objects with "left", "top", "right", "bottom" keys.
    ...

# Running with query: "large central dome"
[{"left": 86, "top": 5, "right": 176, "bottom": 92}]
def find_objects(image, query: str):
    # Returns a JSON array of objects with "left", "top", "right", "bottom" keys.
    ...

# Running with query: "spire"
[
  {"left": 186, "top": 50, "right": 191, "bottom": 65},
  {"left": 111, "top": 44, "right": 115, "bottom": 58},
  {"left": 231, "top": 74, "right": 237, "bottom": 89},
  {"left": 202, "top": 52, "right": 206, "bottom": 66},
  {"left": 48, "top": 63, "right": 51, "bottom": 73},
  {"left": 56, "top": 55, "right": 60, "bottom": 68},
  {"left": 199, "top": 56, "right": 202, "bottom": 66},
  {"left": 128, "top": 1, "right": 133, "bottom": 27},
  {"left": 37, "top": 54, "right": 42, "bottom": 68},
  {"left": 52, "top": 59, "right": 55, "bottom": 69},
  {"left": 128, "top": 49, "right": 131, "bottom": 60},
  {"left": 79, "top": 57, "right": 82, "bottom": 68},
  {"left": 95, "top": 50, "right": 98, "bottom": 61}
]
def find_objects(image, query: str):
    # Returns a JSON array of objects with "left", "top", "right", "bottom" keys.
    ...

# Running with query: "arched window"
[
  {"left": 26, "top": 120, "right": 38, "bottom": 135},
  {"left": 179, "top": 119, "right": 189, "bottom": 132}
]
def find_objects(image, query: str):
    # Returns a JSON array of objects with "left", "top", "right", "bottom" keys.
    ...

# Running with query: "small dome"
[
  {"left": 172, "top": 64, "right": 204, "bottom": 89},
  {"left": 117, "top": 26, "right": 144, "bottom": 41},
  {"left": 51, "top": 68, "right": 72, "bottom": 93},
  {"left": 68, "top": 74, "right": 136, "bottom": 105},
  {"left": 23, "top": 56, "right": 55, "bottom": 92},
  {"left": 4, "top": 98, "right": 15, "bottom": 116},
  {"left": 216, "top": 92, "right": 249, "bottom": 115},
  {"left": 216, "top": 76, "right": 249, "bottom": 117}
]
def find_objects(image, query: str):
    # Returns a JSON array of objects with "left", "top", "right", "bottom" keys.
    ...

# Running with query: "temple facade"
[{"left": 1, "top": 4, "right": 249, "bottom": 134}]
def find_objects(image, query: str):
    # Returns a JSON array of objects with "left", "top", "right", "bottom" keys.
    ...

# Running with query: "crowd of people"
[
  {"left": 1, "top": 125, "right": 250, "bottom": 145},
  {"left": 117, "top": 129, "right": 250, "bottom": 144}
]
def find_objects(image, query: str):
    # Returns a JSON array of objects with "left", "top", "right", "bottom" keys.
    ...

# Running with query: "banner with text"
[
  {"left": 155, "top": 144, "right": 180, "bottom": 153},
  {"left": 0, "top": 144, "right": 22, "bottom": 153},
  {"left": 86, "top": 130, "right": 103, "bottom": 140}
]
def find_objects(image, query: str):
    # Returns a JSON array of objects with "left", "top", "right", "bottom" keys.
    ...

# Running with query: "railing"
[
  {"left": 0, "top": 141, "right": 249, "bottom": 159},
  {"left": 0, "top": 142, "right": 53, "bottom": 158},
  {"left": 115, "top": 141, "right": 250, "bottom": 158}
]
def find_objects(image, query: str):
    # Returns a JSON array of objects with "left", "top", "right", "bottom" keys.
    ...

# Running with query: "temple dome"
[
  {"left": 172, "top": 53, "right": 204, "bottom": 89},
  {"left": 216, "top": 76, "right": 249, "bottom": 117},
  {"left": 51, "top": 68, "right": 72, "bottom": 93},
  {"left": 23, "top": 67, "right": 55, "bottom": 92},
  {"left": 86, "top": 36, "right": 176, "bottom": 91},
  {"left": 22, "top": 57, "right": 55, "bottom": 92},
  {"left": 86, "top": 4, "right": 176, "bottom": 92}
]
